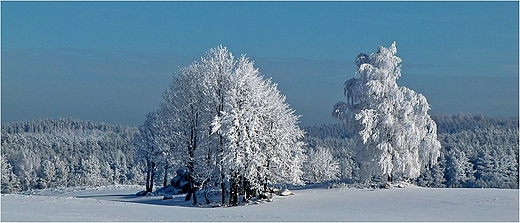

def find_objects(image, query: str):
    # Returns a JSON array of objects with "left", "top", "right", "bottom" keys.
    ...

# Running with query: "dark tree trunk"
[
  {"left": 242, "top": 178, "right": 247, "bottom": 202},
  {"left": 191, "top": 180, "right": 198, "bottom": 205},
  {"left": 163, "top": 162, "right": 169, "bottom": 187},
  {"left": 145, "top": 160, "right": 152, "bottom": 192},
  {"left": 184, "top": 176, "right": 198, "bottom": 205},
  {"left": 242, "top": 178, "right": 254, "bottom": 202},
  {"left": 219, "top": 134, "right": 226, "bottom": 206},
  {"left": 229, "top": 173, "right": 239, "bottom": 206},
  {"left": 145, "top": 161, "right": 156, "bottom": 193},
  {"left": 184, "top": 111, "right": 198, "bottom": 205},
  {"left": 185, "top": 190, "right": 192, "bottom": 201},
  {"left": 145, "top": 171, "right": 151, "bottom": 192},
  {"left": 149, "top": 162, "right": 156, "bottom": 192},
  {"left": 220, "top": 179, "right": 226, "bottom": 206},
  {"left": 229, "top": 180, "right": 234, "bottom": 206}
]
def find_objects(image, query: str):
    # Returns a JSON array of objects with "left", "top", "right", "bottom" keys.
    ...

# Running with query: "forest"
[
  {"left": 2, "top": 114, "right": 518, "bottom": 195},
  {"left": 1, "top": 118, "right": 143, "bottom": 193}
]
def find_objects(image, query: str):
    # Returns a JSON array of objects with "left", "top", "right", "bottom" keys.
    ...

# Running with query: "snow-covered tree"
[
  {"left": 134, "top": 111, "right": 165, "bottom": 193},
  {"left": 199, "top": 45, "right": 236, "bottom": 205},
  {"left": 1, "top": 153, "right": 21, "bottom": 193},
  {"left": 303, "top": 147, "right": 339, "bottom": 183},
  {"left": 258, "top": 78, "right": 306, "bottom": 189},
  {"left": 333, "top": 42, "right": 441, "bottom": 183},
  {"left": 445, "top": 149, "right": 475, "bottom": 188},
  {"left": 416, "top": 155, "right": 446, "bottom": 188},
  {"left": 158, "top": 45, "right": 305, "bottom": 205},
  {"left": 161, "top": 61, "right": 207, "bottom": 204},
  {"left": 212, "top": 54, "right": 306, "bottom": 204}
]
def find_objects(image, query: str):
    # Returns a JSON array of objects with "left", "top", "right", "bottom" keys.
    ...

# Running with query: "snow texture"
[{"left": 1, "top": 185, "right": 517, "bottom": 221}]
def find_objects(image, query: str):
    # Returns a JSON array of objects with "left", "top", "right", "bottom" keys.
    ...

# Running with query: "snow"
[{"left": 1, "top": 185, "right": 518, "bottom": 221}]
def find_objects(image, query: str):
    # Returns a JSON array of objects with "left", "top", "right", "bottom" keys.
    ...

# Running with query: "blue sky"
[{"left": 2, "top": 1, "right": 518, "bottom": 127}]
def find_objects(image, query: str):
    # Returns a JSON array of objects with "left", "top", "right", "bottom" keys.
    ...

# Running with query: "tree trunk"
[
  {"left": 219, "top": 135, "right": 226, "bottom": 206},
  {"left": 184, "top": 174, "right": 198, "bottom": 205},
  {"left": 145, "top": 162, "right": 156, "bottom": 193},
  {"left": 163, "top": 162, "right": 169, "bottom": 187},
  {"left": 220, "top": 180, "right": 226, "bottom": 206},
  {"left": 149, "top": 162, "right": 156, "bottom": 192},
  {"left": 192, "top": 180, "right": 198, "bottom": 205},
  {"left": 243, "top": 178, "right": 254, "bottom": 201},
  {"left": 185, "top": 190, "right": 192, "bottom": 201},
  {"left": 184, "top": 171, "right": 198, "bottom": 205},
  {"left": 145, "top": 160, "right": 152, "bottom": 192},
  {"left": 229, "top": 173, "right": 239, "bottom": 206},
  {"left": 228, "top": 178, "right": 235, "bottom": 206},
  {"left": 185, "top": 117, "right": 198, "bottom": 205},
  {"left": 242, "top": 180, "right": 247, "bottom": 203}
]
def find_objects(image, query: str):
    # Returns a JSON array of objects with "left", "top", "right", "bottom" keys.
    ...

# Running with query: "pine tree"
[
  {"left": 445, "top": 149, "right": 475, "bottom": 188},
  {"left": 1, "top": 154, "right": 21, "bottom": 193}
]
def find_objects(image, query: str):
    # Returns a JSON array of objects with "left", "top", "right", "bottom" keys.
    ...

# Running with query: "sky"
[{"left": 1, "top": 1, "right": 518, "bottom": 127}]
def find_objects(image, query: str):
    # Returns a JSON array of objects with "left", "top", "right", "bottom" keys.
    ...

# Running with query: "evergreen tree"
[
  {"left": 445, "top": 149, "right": 475, "bottom": 188},
  {"left": 1, "top": 154, "right": 21, "bottom": 193}
]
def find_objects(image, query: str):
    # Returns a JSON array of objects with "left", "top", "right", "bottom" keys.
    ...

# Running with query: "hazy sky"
[{"left": 2, "top": 2, "right": 518, "bottom": 127}]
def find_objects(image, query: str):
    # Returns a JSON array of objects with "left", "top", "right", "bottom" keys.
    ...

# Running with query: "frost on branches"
[
  {"left": 333, "top": 42, "right": 441, "bottom": 183},
  {"left": 138, "top": 45, "right": 306, "bottom": 206},
  {"left": 303, "top": 147, "right": 340, "bottom": 183}
]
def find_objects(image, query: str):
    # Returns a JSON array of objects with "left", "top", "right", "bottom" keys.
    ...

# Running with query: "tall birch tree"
[{"left": 333, "top": 42, "right": 441, "bottom": 183}]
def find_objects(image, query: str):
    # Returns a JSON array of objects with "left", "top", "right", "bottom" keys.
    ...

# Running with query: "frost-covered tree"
[
  {"left": 158, "top": 45, "right": 305, "bottom": 206},
  {"left": 303, "top": 147, "right": 339, "bottom": 183},
  {"left": 1, "top": 154, "right": 21, "bottom": 193},
  {"left": 333, "top": 42, "right": 441, "bottom": 183},
  {"left": 199, "top": 46, "right": 236, "bottom": 205},
  {"left": 416, "top": 155, "right": 446, "bottom": 188},
  {"left": 135, "top": 111, "right": 166, "bottom": 193},
  {"left": 445, "top": 149, "right": 475, "bottom": 188},
  {"left": 257, "top": 79, "right": 306, "bottom": 189},
  {"left": 212, "top": 54, "right": 306, "bottom": 205},
  {"left": 161, "top": 60, "right": 208, "bottom": 204}
]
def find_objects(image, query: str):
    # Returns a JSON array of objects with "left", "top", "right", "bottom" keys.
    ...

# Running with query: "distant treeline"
[
  {"left": 1, "top": 114, "right": 518, "bottom": 193},
  {"left": 1, "top": 118, "right": 143, "bottom": 193},
  {"left": 303, "top": 114, "right": 519, "bottom": 189}
]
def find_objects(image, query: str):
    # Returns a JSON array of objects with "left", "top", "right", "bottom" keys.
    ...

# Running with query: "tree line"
[
  {"left": 303, "top": 114, "right": 519, "bottom": 189},
  {"left": 1, "top": 118, "right": 143, "bottom": 193},
  {"left": 2, "top": 113, "right": 516, "bottom": 196}
]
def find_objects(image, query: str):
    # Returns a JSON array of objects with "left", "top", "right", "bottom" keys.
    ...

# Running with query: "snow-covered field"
[{"left": 1, "top": 184, "right": 518, "bottom": 222}]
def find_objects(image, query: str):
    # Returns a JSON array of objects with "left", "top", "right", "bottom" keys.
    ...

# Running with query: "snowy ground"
[{"left": 1, "top": 184, "right": 518, "bottom": 222}]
